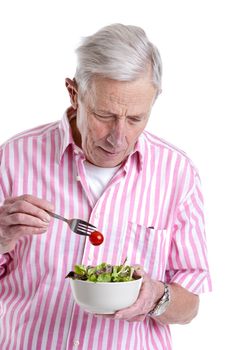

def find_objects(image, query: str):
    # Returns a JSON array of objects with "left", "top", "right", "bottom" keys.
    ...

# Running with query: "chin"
[
  {"left": 98, "top": 162, "right": 121, "bottom": 168},
  {"left": 89, "top": 149, "right": 127, "bottom": 167},
  {"left": 95, "top": 158, "right": 123, "bottom": 168}
]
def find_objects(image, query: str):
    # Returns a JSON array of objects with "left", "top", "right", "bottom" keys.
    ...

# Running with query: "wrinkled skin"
[
  {"left": 0, "top": 194, "right": 54, "bottom": 247},
  {"left": 65, "top": 75, "right": 157, "bottom": 168},
  {"left": 96, "top": 266, "right": 164, "bottom": 322}
]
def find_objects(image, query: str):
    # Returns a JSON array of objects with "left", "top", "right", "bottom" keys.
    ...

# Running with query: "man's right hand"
[{"left": 0, "top": 194, "right": 54, "bottom": 249}]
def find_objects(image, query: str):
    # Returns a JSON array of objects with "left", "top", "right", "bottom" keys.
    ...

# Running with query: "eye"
[
  {"left": 94, "top": 113, "right": 113, "bottom": 121},
  {"left": 127, "top": 116, "right": 142, "bottom": 123}
]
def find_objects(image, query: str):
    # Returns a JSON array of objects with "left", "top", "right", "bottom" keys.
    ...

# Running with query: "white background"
[{"left": 0, "top": 1, "right": 232, "bottom": 349}]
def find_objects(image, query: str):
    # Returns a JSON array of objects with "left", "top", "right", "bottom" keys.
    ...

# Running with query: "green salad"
[{"left": 66, "top": 261, "right": 140, "bottom": 283}]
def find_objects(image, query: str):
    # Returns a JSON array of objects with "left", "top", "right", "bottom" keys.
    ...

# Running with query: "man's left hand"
[{"left": 96, "top": 267, "right": 164, "bottom": 322}]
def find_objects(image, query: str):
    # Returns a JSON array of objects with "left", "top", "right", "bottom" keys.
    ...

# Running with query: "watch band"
[{"left": 148, "top": 282, "right": 171, "bottom": 317}]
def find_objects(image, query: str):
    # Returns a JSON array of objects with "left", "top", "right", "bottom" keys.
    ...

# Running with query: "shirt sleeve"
[
  {"left": 165, "top": 167, "right": 212, "bottom": 294},
  {"left": 0, "top": 144, "right": 16, "bottom": 277}
]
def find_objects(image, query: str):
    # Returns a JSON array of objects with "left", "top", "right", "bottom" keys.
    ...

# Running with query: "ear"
[{"left": 65, "top": 78, "right": 78, "bottom": 109}]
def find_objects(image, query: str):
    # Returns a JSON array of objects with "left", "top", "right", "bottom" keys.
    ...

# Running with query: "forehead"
[{"left": 87, "top": 76, "right": 156, "bottom": 111}]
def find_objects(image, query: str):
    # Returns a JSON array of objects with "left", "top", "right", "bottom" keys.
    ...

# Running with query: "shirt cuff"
[{"left": 167, "top": 269, "right": 212, "bottom": 294}]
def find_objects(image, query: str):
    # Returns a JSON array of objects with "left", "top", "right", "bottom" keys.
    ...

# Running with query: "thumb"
[{"left": 132, "top": 265, "right": 145, "bottom": 278}]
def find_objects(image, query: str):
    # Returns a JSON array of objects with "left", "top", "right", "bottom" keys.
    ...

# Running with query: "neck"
[{"left": 67, "top": 107, "right": 82, "bottom": 148}]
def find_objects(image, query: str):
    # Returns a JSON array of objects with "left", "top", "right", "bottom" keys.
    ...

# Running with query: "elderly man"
[{"left": 0, "top": 24, "right": 211, "bottom": 349}]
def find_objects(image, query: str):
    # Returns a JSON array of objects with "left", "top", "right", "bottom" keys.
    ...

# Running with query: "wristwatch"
[{"left": 148, "top": 282, "right": 171, "bottom": 317}]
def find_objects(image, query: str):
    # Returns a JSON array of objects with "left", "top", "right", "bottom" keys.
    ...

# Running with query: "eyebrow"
[
  {"left": 93, "top": 109, "right": 145, "bottom": 118},
  {"left": 94, "top": 109, "right": 117, "bottom": 116}
]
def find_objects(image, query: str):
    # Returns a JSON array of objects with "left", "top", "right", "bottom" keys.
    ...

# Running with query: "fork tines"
[
  {"left": 77, "top": 224, "right": 95, "bottom": 233},
  {"left": 78, "top": 220, "right": 96, "bottom": 228}
]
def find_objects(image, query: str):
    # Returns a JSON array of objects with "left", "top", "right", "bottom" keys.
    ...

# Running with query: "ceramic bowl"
[{"left": 70, "top": 277, "right": 143, "bottom": 314}]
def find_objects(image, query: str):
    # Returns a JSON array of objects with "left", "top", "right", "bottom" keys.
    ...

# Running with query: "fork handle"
[{"left": 46, "top": 210, "right": 69, "bottom": 223}]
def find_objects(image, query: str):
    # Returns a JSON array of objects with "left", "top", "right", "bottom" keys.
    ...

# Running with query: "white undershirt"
[{"left": 84, "top": 161, "right": 121, "bottom": 204}]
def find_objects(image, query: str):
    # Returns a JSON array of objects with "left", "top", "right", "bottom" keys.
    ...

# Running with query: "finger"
[
  {"left": 4, "top": 194, "right": 54, "bottom": 211},
  {"left": 114, "top": 305, "right": 141, "bottom": 320},
  {"left": 7, "top": 200, "right": 51, "bottom": 223},
  {"left": 132, "top": 265, "right": 146, "bottom": 277},
  {"left": 3, "top": 213, "right": 50, "bottom": 228},
  {"left": 0, "top": 225, "right": 48, "bottom": 243},
  {"left": 126, "top": 314, "right": 146, "bottom": 322},
  {"left": 114, "top": 283, "right": 150, "bottom": 319},
  {"left": 94, "top": 313, "right": 115, "bottom": 319},
  {"left": 9, "top": 225, "right": 48, "bottom": 238}
]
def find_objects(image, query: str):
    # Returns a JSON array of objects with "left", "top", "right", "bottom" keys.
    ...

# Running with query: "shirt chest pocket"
[{"left": 119, "top": 222, "right": 170, "bottom": 280}]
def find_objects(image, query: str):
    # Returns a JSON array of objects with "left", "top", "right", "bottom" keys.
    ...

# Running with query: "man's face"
[{"left": 76, "top": 76, "right": 156, "bottom": 167}]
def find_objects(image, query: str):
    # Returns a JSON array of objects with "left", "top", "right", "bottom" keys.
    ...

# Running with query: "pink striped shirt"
[{"left": 0, "top": 112, "right": 212, "bottom": 349}]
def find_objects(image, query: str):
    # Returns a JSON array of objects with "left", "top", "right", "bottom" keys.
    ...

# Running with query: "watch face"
[
  {"left": 148, "top": 283, "right": 171, "bottom": 317},
  {"left": 155, "top": 299, "right": 170, "bottom": 316}
]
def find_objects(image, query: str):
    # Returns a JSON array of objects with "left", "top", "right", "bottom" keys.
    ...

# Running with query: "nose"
[{"left": 106, "top": 119, "right": 126, "bottom": 148}]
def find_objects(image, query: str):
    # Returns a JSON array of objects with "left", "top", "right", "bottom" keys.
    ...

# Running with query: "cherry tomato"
[{"left": 89, "top": 231, "right": 104, "bottom": 246}]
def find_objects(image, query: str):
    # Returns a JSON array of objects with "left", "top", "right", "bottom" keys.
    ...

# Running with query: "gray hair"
[{"left": 74, "top": 23, "right": 162, "bottom": 99}]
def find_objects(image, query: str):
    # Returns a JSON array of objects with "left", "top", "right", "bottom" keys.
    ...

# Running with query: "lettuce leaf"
[{"left": 65, "top": 259, "right": 140, "bottom": 283}]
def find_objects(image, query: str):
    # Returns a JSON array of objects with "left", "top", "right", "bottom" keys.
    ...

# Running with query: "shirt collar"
[
  {"left": 125, "top": 136, "right": 144, "bottom": 172},
  {"left": 58, "top": 108, "right": 79, "bottom": 162},
  {"left": 58, "top": 109, "right": 144, "bottom": 170}
]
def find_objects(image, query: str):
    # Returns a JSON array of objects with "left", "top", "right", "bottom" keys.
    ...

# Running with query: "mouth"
[{"left": 99, "top": 147, "right": 124, "bottom": 156}]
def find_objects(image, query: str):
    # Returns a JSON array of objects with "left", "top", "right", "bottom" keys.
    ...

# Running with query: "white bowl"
[{"left": 70, "top": 277, "right": 143, "bottom": 314}]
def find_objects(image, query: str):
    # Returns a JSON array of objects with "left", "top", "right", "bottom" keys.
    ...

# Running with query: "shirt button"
[
  {"left": 76, "top": 175, "right": 81, "bottom": 181},
  {"left": 88, "top": 253, "right": 94, "bottom": 261},
  {"left": 73, "top": 339, "right": 79, "bottom": 347},
  {"left": 94, "top": 213, "right": 100, "bottom": 219}
]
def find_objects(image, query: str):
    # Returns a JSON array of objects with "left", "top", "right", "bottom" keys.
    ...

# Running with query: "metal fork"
[{"left": 46, "top": 210, "right": 96, "bottom": 236}]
